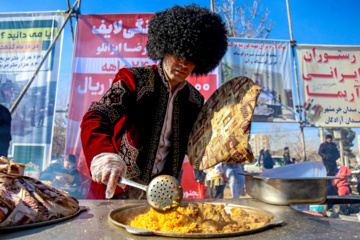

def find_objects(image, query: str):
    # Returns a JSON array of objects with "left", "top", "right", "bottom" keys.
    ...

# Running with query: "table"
[{"left": 1, "top": 198, "right": 359, "bottom": 240}]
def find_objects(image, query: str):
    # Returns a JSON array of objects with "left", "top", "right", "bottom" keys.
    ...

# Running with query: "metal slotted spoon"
[{"left": 119, "top": 175, "right": 183, "bottom": 212}]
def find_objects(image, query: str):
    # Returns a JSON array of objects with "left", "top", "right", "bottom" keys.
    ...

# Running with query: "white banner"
[
  {"left": 0, "top": 12, "right": 64, "bottom": 173},
  {"left": 297, "top": 45, "right": 360, "bottom": 127},
  {"left": 222, "top": 38, "right": 296, "bottom": 122}
]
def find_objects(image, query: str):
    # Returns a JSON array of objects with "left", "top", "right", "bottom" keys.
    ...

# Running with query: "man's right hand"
[{"left": 90, "top": 153, "right": 126, "bottom": 199}]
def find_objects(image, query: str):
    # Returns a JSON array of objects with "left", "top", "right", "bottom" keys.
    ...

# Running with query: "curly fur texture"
[{"left": 146, "top": 4, "right": 228, "bottom": 75}]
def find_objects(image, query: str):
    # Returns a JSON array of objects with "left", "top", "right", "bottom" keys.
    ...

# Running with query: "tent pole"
[
  {"left": 67, "top": 0, "right": 75, "bottom": 43},
  {"left": 286, "top": 0, "right": 307, "bottom": 161}
]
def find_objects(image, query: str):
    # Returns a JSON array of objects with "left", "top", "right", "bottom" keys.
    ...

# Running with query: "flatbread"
[
  {"left": 0, "top": 157, "right": 79, "bottom": 227},
  {"left": 187, "top": 77, "right": 261, "bottom": 170}
]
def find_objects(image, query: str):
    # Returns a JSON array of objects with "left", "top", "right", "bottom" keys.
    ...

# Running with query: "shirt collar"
[{"left": 156, "top": 61, "right": 171, "bottom": 91}]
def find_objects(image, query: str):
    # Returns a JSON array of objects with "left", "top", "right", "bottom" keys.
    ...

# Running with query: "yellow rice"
[{"left": 130, "top": 206, "right": 197, "bottom": 233}]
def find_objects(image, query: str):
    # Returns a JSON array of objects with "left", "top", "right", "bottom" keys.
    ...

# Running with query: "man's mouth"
[{"left": 175, "top": 69, "right": 185, "bottom": 74}]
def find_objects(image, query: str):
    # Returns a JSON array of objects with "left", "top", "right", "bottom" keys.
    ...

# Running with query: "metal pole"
[
  {"left": 319, "top": 127, "right": 324, "bottom": 143},
  {"left": 62, "top": 1, "right": 81, "bottom": 157},
  {"left": 67, "top": 0, "right": 75, "bottom": 43},
  {"left": 77, "top": 0, "right": 82, "bottom": 15},
  {"left": 339, "top": 139, "right": 345, "bottom": 166},
  {"left": 210, "top": 0, "right": 215, "bottom": 12},
  {"left": 286, "top": 0, "right": 307, "bottom": 162},
  {"left": 10, "top": 0, "right": 79, "bottom": 115}
]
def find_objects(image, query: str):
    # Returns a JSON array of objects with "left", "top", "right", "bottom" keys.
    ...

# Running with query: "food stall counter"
[{"left": 1, "top": 198, "right": 359, "bottom": 240}]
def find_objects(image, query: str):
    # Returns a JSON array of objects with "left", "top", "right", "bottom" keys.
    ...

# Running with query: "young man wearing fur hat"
[{"left": 80, "top": 4, "right": 228, "bottom": 199}]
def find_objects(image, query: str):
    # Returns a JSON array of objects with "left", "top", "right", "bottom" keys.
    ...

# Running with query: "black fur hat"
[
  {"left": 326, "top": 134, "right": 333, "bottom": 140},
  {"left": 146, "top": 4, "right": 228, "bottom": 75}
]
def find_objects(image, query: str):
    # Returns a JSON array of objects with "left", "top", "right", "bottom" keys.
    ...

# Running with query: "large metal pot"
[{"left": 242, "top": 173, "right": 335, "bottom": 205}]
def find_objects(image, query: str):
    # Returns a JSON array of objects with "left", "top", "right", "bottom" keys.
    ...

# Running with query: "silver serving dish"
[
  {"left": 108, "top": 202, "right": 282, "bottom": 238},
  {"left": 0, "top": 206, "right": 87, "bottom": 231},
  {"left": 242, "top": 173, "right": 337, "bottom": 205}
]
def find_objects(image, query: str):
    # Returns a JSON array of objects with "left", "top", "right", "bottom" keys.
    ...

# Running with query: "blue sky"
[{"left": 2, "top": 0, "right": 360, "bottom": 153}]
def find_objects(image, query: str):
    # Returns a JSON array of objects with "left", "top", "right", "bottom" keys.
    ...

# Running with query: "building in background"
[{"left": 249, "top": 133, "right": 270, "bottom": 157}]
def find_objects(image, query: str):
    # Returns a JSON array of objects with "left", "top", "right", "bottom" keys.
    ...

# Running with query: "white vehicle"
[{"left": 243, "top": 156, "right": 285, "bottom": 174}]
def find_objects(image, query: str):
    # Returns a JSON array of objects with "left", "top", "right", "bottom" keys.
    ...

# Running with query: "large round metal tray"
[
  {"left": 0, "top": 206, "right": 87, "bottom": 231},
  {"left": 108, "top": 202, "right": 282, "bottom": 238}
]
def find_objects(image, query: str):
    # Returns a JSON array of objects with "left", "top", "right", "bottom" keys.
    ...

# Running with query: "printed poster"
[
  {"left": 0, "top": 12, "right": 64, "bottom": 176},
  {"left": 297, "top": 45, "right": 360, "bottom": 127},
  {"left": 221, "top": 37, "right": 296, "bottom": 122}
]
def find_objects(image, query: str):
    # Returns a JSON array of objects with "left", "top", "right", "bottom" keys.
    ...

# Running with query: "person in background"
[
  {"left": 39, "top": 154, "right": 81, "bottom": 198},
  {"left": 318, "top": 134, "right": 340, "bottom": 195},
  {"left": 80, "top": 4, "right": 228, "bottom": 199},
  {"left": 225, "top": 163, "right": 245, "bottom": 198},
  {"left": 318, "top": 134, "right": 340, "bottom": 176},
  {"left": 263, "top": 150, "right": 273, "bottom": 170},
  {"left": 332, "top": 166, "right": 352, "bottom": 196},
  {"left": 357, "top": 174, "right": 360, "bottom": 195},
  {"left": 283, "top": 146, "right": 292, "bottom": 165},
  {"left": 258, "top": 149, "right": 265, "bottom": 169},
  {"left": 0, "top": 104, "right": 11, "bottom": 158},
  {"left": 193, "top": 168, "right": 208, "bottom": 199},
  {"left": 204, "top": 163, "right": 226, "bottom": 199}
]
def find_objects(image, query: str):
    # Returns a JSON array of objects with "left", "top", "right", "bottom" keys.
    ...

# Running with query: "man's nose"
[{"left": 178, "top": 57, "right": 190, "bottom": 66}]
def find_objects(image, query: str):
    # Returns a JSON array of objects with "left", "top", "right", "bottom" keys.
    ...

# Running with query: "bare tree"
[
  {"left": 263, "top": 124, "right": 322, "bottom": 162},
  {"left": 51, "top": 113, "right": 67, "bottom": 159},
  {"left": 215, "top": 0, "right": 274, "bottom": 38},
  {"left": 267, "top": 124, "right": 287, "bottom": 151},
  {"left": 51, "top": 90, "right": 69, "bottom": 159},
  {"left": 285, "top": 131, "right": 321, "bottom": 162}
]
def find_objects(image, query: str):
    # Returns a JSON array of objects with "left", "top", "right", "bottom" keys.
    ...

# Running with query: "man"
[
  {"left": 204, "top": 163, "right": 226, "bottom": 199},
  {"left": 0, "top": 104, "right": 11, "bottom": 157},
  {"left": 193, "top": 168, "right": 208, "bottom": 199},
  {"left": 283, "top": 147, "right": 292, "bottom": 165},
  {"left": 263, "top": 150, "right": 273, "bottom": 170},
  {"left": 224, "top": 163, "right": 245, "bottom": 198},
  {"left": 80, "top": 4, "right": 228, "bottom": 199},
  {"left": 318, "top": 134, "right": 340, "bottom": 176},
  {"left": 39, "top": 154, "right": 81, "bottom": 198}
]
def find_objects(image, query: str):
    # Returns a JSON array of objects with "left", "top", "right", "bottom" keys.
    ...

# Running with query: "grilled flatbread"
[{"left": 0, "top": 157, "right": 79, "bottom": 227}]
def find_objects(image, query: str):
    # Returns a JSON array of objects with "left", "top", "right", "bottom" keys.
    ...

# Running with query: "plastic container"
[{"left": 259, "top": 161, "right": 327, "bottom": 178}]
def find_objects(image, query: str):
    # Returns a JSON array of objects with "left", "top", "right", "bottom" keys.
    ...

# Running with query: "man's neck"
[{"left": 169, "top": 81, "right": 180, "bottom": 94}]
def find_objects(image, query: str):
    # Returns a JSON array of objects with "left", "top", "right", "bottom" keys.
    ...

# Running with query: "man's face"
[
  {"left": 326, "top": 138, "right": 332, "bottom": 143},
  {"left": 162, "top": 55, "right": 196, "bottom": 89},
  {"left": 64, "top": 160, "right": 76, "bottom": 170}
]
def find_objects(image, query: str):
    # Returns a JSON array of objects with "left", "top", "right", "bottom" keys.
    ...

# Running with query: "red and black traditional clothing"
[{"left": 80, "top": 64, "right": 204, "bottom": 199}]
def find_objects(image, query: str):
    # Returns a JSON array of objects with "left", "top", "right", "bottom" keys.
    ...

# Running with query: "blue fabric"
[{"left": 225, "top": 164, "right": 245, "bottom": 198}]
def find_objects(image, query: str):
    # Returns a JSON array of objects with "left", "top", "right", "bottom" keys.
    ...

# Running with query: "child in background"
[{"left": 332, "top": 166, "right": 352, "bottom": 196}]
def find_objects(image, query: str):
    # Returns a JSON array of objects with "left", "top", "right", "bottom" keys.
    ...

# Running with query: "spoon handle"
[{"left": 119, "top": 177, "right": 148, "bottom": 192}]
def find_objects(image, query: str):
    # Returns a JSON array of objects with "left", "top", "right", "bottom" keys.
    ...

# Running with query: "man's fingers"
[
  {"left": 101, "top": 170, "right": 111, "bottom": 185},
  {"left": 105, "top": 171, "right": 119, "bottom": 199},
  {"left": 92, "top": 171, "right": 101, "bottom": 183}
]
